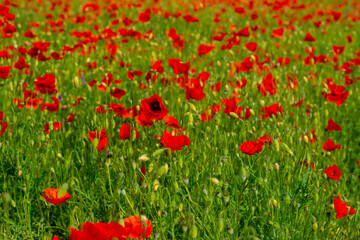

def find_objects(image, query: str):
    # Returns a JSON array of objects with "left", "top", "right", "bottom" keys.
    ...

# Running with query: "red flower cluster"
[
  {"left": 257, "top": 73, "right": 277, "bottom": 96},
  {"left": 34, "top": 73, "right": 57, "bottom": 94},
  {"left": 69, "top": 215, "right": 152, "bottom": 240},
  {"left": 260, "top": 103, "right": 283, "bottom": 120}
]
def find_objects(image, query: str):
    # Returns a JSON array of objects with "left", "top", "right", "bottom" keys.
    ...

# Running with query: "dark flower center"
[{"left": 150, "top": 101, "right": 161, "bottom": 112}]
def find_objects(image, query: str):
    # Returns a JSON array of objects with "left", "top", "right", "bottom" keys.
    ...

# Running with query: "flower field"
[{"left": 0, "top": 0, "right": 360, "bottom": 239}]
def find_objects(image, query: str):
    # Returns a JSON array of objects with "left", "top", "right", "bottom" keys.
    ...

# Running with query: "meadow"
[{"left": 0, "top": 0, "right": 359, "bottom": 239}]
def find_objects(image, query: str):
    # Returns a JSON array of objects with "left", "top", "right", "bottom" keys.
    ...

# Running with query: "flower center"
[{"left": 150, "top": 101, "right": 161, "bottom": 111}]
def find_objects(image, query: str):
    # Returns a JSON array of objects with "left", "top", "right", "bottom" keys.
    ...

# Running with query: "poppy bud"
[
  {"left": 223, "top": 194, "right": 230, "bottom": 204},
  {"left": 250, "top": 109, "right": 255, "bottom": 115},
  {"left": 240, "top": 166, "right": 247, "bottom": 181},
  {"left": 73, "top": 76, "right": 81, "bottom": 88},
  {"left": 153, "top": 148, "right": 166, "bottom": 157},
  {"left": 272, "top": 199, "right": 278, "bottom": 208},
  {"left": 10, "top": 199, "right": 16, "bottom": 208},
  {"left": 188, "top": 113, "right": 193, "bottom": 124},
  {"left": 229, "top": 112, "right": 239, "bottom": 119},
  {"left": 282, "top": 143, "right": 294, "bottom": 156},
  {"left": 312, "top": 222, "right": 318, "bottom": 231},
  {"left": 304, "top": 135, "right": 309, "bottom": 144},
  {"left": 274, "top": 138, "right": 280, "bottom": 152},
  {"left": 191, "top": 225, "right": 198, "bottom": 238},
  {"left": 188, "top": 102, "right": 197, "bottom": 112},
  {"left": 153, "top": 179, "right": 160, "bottom": 191},
  {"left": 285, "top": 195, "right": 291, "bottom": 204},
  {"left": 148, "top": 163, "right": 154, "bottom": 173},
  {"left": 3, "top": 192, "right": 11, "bottom": 202},
  {"left": 252, "top": 126, "right": 256, "bottom": 132},
  {"left": 210, "top": 177, "right": 220, "bottom": 186},
  {"left": 182, "top": 177, "right": 189, "bottom": 185},
  {"left": 218, "top": 218, "right": 224, "bottom": 232},
  {"left": 150, "top": 192, "right": 155, "bottom": 205},
  {"left": 177, "top": 97, "right": 181, "bottom": 104},
  {"left": 157, "top": 164, "right": 168, "bottom": 177},
  {"left": 174, "top": 182, "right": 179, "bottom": 192},
  {"left": 57, "top": 153, "right": 63, "bottom": 159}
]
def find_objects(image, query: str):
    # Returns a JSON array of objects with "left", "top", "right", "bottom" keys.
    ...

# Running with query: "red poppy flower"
[
  {"left": 0, "top": 111, "right": 7, "bottom": 137},
  {"left": 211, "top": 33, "right": 227, "bottom": 41},
  {"left": 164, "top": 115, "right": 179, "bottom": 128},
  {"left": 41, "top": 188, "right": 71, "bottom": 206},
  {"left": 323, "top": 83, "right": 349, "bottom": 106},
  {"left": 322, "top": 139, "right": 341, "bottom": 151},
  {"left": 13, "top": 98, "right": 43, "bottom": 110},
  {"left": 168, "top": 59, "right": 190, "bottom": 75},
  {"left": 41, "top": 97, "right": 59, "bottom": 113},
  {"left": 156, "top": 129, "right": 190, "bottom": 152},
  {"left": 136, "top": 94, "right": 169, "bottom": 127},
  {"left": 185, "top": 78, "right": 206, "bottom": 101},
  {"left": 271, "top": 28, "right": 284, "bottom": 38},
  {"left": 69, "top": 216, "right": 153, "bottom": 240},
  {"left": 95, "top": 105, "right": 105, "bottom": 114},
  {"left": 235, "top": 26, "right": 250, "bottom": 37},
  {"left": 332, "top": 45, "right": 345, "bottom": 56},
  {"left": 109, "top": 104, "right": 134, "bottom": 118},
  {"left": 24, "top": 30, "right": 36, "bottom": 38},
  {"left": 110, "top": 88, "right": 126, "bottom": 99},
  {"left": 240, "top": 140, "right": 263, "bottom": 155},
  {"left": 324, "top": 164, "right": 341, "bottom": 182},
  {"left": 257, "top": 134, "right": 272, "bottom": 147},
  {"left": 244, "top": 42, "right": 257, "bottom": 52},
  {"left": 326, "top": 119, "right": 341, "bottom": 132},
  {"left": 34, "top": 73, "right": 57, "bottom": 94},
  {"left": 124, "top": 215, "right": 153, "bottom": 239},
  {"left": 43, "top": 122, "right": 62, "bottom": 134},
  {"left": 14, "top": 57, "right": 30, "bottom": 70},
  {"left": 70, "top": 222, "right": 128, "bottom": 240},
  {"left": 257, "top": 73, "right": 277, "bottom": 96},
  {"left": 300, "top": 161, "right": 315, "bottom": 169},
  {"left": 260, "top": 103, "right": 284, "bottom": 120},
  {"left": 201, "top": 105, "right": 221, "bottom": 122},
  {"left": 198, "top": 44, "right": 214, "bottom": 57},
  {"left": 304, "top": 32, "right": 316, "bottom": 42},
  {"left": 183, "top": 14, "right": 199, "bottom": 23},
  {"left": 88, "top": 129, "right": 108, "bottom": 152},
  {"left": 119, "top": 124, "right": 139, "bottom": 140},
  {"left": 70, "top": 97, "right": 85, "bottom": 108},
  {"left": 334, "top": 195, "right": 355, "bottom": 219},
  {"left": 138, "top": 9, "right": 151, "bottom": 23},
  {"left": 67, "top": 113, "right": 76, "bottom": 122},
  {"left": 0, "top": 66, "right": 12, "bottom": 79}
]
